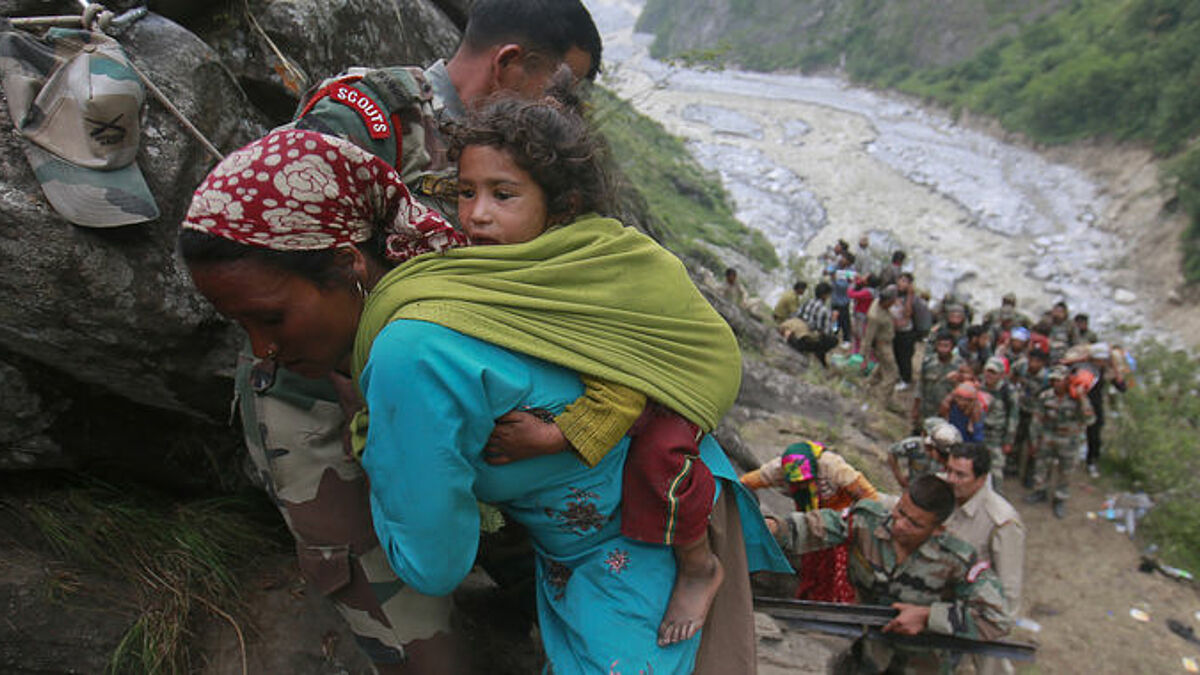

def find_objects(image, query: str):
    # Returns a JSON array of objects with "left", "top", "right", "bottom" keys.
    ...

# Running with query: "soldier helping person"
[{"left": 768, "top": 474, "right": 1013, "bottom": 673}]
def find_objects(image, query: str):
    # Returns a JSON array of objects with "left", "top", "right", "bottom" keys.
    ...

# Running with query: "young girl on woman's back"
[{"left": 450, "top": 93, "right": 732, "bottom": 647}]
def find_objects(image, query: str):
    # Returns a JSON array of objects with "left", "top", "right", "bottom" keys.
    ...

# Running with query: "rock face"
[
  {"left": 195, "top": 0, "right": 461, "bottom": 120},
  {"left": 0, "top": 2, "right": 461, "bottom": 484}
]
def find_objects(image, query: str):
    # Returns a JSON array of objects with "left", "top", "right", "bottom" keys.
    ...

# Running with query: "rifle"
[{"left": 754, "top": 596, "right": 1038, "bottom": 662}]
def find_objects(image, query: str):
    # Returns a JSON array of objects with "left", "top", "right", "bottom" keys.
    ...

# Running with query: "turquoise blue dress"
[{"left": 360, "top": 320, "right": 790, "bottom": 674}]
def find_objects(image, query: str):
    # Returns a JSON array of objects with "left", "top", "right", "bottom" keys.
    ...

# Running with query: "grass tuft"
[{"left": 9, "top": 473, "right": 287, "bottom": 674}]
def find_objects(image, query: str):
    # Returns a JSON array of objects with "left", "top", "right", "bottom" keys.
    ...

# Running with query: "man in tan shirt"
[
  {"left": 944, "top": 442, "right": 1025, "bottom": 675},
  {"left": 861, "top": 284, "right": 899, "bottom": 400}
]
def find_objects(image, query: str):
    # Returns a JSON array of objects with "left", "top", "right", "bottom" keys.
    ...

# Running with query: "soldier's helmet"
[
  {"left": 1048, "top": 365, "right": 1070, "bottom": 381},
  {"left": 927, "top": 423, "right": 963, "bottom": 451},
  {"left": 922, "top": 416, "right": 948, "bottom": 437}
]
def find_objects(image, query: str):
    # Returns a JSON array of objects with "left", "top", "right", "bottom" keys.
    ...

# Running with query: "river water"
[{"left": 584, "top": 0, "right": 1149, "bottom": 339}]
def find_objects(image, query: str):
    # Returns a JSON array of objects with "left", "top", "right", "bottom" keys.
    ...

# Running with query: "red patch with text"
[
  {"left": 328, "top": 83, "right": 391, "bottom": 139},
  {"left": 967, "top": 560, "right": 991, "bottom": 583}
]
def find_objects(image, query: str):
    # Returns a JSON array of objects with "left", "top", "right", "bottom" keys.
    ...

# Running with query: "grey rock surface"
[
  {"left": 0, "top": 5, "right": 459, "bottom": 481},
  {"left": 196, "top": 0, "right": 461, "bottom": 121}
]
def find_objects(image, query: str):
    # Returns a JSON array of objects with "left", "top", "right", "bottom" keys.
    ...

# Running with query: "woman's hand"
[{"left": 484, "top": 409, "right": 569, "bottom": 465}]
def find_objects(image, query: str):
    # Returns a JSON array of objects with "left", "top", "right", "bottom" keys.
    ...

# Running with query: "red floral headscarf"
[{"left": 182, "top": 128, "right": 466, "bottom": 262}]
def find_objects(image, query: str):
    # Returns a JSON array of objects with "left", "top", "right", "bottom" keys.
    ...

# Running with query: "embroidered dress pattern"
[
  {"left": 545, "top": 487, "right": 608, "bottom": 535},
  {"left": 545, "top": 561, "right": 573, "bottom": 601},
  {"left": 604, "top": 548, "right": 630, "bottom": 575}
]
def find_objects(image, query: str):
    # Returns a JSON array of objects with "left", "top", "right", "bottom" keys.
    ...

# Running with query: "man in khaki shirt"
[
  {"left": 861, "top": 285, "right": 899, "bottom": 400},
  {"left": 944, "top": 442, "right": 1025, "bottom": 675}
]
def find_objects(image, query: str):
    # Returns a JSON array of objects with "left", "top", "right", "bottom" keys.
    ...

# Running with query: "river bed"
[{"left": 585, "top": 0, "right": 1155, "bottom": 342}]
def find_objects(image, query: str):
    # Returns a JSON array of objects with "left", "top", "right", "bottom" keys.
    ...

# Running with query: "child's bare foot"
[{"left": 657, "top": 543, "right": 724, "bottom": 646}]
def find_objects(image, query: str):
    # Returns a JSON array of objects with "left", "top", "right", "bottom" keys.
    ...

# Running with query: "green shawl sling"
[{"left": 351, "top": 215, "right": 742, "bottom": 431}]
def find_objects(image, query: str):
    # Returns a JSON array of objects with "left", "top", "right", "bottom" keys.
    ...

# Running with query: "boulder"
[
  {"left": 0, "top": 13, "right": 266, "bottom": 421},
  {"left": 1113, "top": 288, "right": 1137, "bottom": 305},
  {"left": 195, "top": 0, "right": 461, "bottom": 122},
  {"left": 0, "top": 1, "right": 469, "bottom": 483}
]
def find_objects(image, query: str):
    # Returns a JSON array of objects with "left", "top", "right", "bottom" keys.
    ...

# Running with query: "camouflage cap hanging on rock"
[{"left": 0, "top": 25, "right": 158, "bottom": 227}]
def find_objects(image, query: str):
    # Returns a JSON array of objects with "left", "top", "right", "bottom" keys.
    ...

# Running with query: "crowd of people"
[
  {"left": 756, "top": 235, "right": 1136, "bottom": 671},
  {"left": 773, "top": 236, "right": 1130, "bottom": 515}
]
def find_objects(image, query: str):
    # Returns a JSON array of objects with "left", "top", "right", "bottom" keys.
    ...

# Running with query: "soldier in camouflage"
[
  {"left": 1045, "top": 301, "right": 1078, "bottom": 363},
  {"left": 1009, "top": 348, "right": 1049, "bottom": 487},
  {"left": 1073, "top": 313, "right": 1099, "bottom": 344},
  {"left": 774, "top": 475, "right": 1013, "bottom": 674},
  {"left": 912, "top": 330, "right": 964, "bottom": 433},
  {"left": 1025, "top": 366, "right": 1096, "bottom": 518},
  {"left": 980, "top": 358, "right": 1017, "bottom": 492},
  {"left": 230, "top": 2, "right": 603, "bottom": 671}
]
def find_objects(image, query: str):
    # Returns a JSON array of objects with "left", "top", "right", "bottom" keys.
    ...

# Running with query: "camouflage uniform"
[
  {"left": 1045, "top": 320, "right": 1077, "bottom": 363},
  {"left": 293, "top": 61, "right": 462, "bottom": 225},
  {"left": 781, "top": 500, "right": 1012, "bottom": 674},
  {"left": 980, "top": 381, "right": 1017, "bottom": 488},
  {"left": 889, "top": 436, "right": 939, "bottom": 484},
  {"left": 1009, "top": 358, "right": 1048, "bottom": 482},
  {"left": 235, "top": 356, "right": 451, "bottom": 665},
  {"left": 916, "top": 351, "right": 963, "bottom": 422},
  {"left": 229, "top": 62, "right": 469, "bottom": 664},
  {"left": 1032, "top": 388, "right": 1096, "bottom": 502}
]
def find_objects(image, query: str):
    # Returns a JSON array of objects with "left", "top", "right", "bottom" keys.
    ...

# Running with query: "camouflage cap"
[
  {"left": 0, "top": 26, "right": 158, "bottom": 227},
  {"left": 1048, "top": 365, "right": 1070, "bottom": 380}
]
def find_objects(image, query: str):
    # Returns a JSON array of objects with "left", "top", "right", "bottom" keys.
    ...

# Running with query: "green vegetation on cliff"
[
  {"left": 638, "top": 0, "right": 1200, "bottom": 281},
  {"left": 1109, "top": 344, "right": 1200, "bottom": 573},
  {"left": 592, "top": 88, "right": 779, "bottom": 272}
]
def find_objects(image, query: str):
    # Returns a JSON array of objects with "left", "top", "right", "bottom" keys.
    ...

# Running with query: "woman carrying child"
[{"left": 180, "top": 99, "right": 787, "bottom": 673}]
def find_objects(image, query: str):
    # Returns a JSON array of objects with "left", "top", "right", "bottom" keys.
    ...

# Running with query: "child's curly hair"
[{"left": 448, "top": 81, "right": 612, "bottom": 223}]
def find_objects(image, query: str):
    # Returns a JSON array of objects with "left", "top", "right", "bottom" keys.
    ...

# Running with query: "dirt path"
[{"left": 1014, "top": 473, "right": 1200, "bottom": 674}]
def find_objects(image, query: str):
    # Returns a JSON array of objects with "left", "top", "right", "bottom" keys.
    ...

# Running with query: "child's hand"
[{"left": 484, "top": 409, "right": 569, "bottom": 465}]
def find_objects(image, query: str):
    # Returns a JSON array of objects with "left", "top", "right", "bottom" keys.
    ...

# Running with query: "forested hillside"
[
  {"left": 592, "top": 88, "right": 780, "bottom": 271},
  {"left": 638, "top": 0, "right": 1200, "bottom": 282}
]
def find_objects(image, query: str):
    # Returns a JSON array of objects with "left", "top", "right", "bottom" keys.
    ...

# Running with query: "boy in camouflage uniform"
[
  {"left": 1025, "top": 366, "right": 1095, "bottom": 518},
  {"left": 980, "top": 358, "right": 1017, "bottom": 492},
  {"left": 232, "top": 2, "right": 603, "bottom": 670},
  {"left": 774, "top": 475, "right": 1013, "bottom": 674}
]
